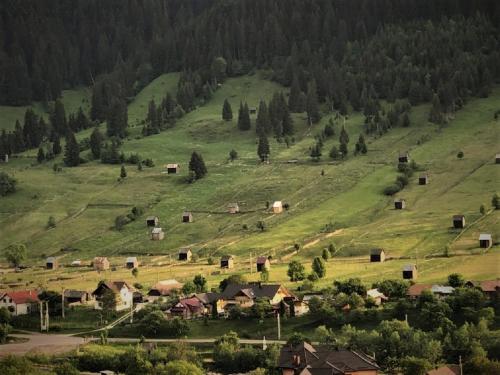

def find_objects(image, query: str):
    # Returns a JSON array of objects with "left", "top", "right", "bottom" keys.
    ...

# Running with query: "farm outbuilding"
[
  {"left": 151, "top": 227, "right": 164, "bottom": 241},
  {"left": 182, "top": 211, "right": 193, "bottom": 223},
  {"left": 249, "top": 107, "right": 257, "bottom": 114},
  {"left": 46, "top": 257, "right": 58, "bottom": 270},
  {"left": 220, "top": 255, "right": 234, "bottom": 269},
  {"left": 256, "top": 256, "right": 270, "bottom": 272},
  {"left": 453, "top": 215, "right": 465, "bottom": 229},
  {"left": 479, "top": 234, "right": 492, "bottom": 248},
  {"left": 272, "top": 201, "right": 283, "bottom": 213},
  {"left": 126, "top": 257, "right": 139, "bottom": 269},
  {"left": 146, "top": 216, "right": 159, "bottom": 227},
  {"left": 398, "top": 151, "right": 410, "bottom": 163},
  {"left": 178, "top": 247, "right": 192, "bottom": 261},
  {"left": 370, "top": 249, "right": 386, "bottom": 263},
  {"left": 496, "top": 154, "right": 500, "bottom": 164},
  {"left": 402, "top": 264, "right": 417, "bottom": 280},
  {"left": 93, "top": 257, "right": 110, "bottom": 271},
  {"left": 419, "top": 174, "right": 429, "bottom": 185},
  {"left": 228, "top": 203, "right": 240, "bottom": 214},
  {"left": 394, "top": 199, "right": 406, "bottom": 209},
  {"left": 166, "top": 164, "right": 179, "bottom": 174}
]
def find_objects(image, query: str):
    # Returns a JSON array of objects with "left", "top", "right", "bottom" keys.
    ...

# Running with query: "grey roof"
[
  {"left": 126, "top": 257, "right": 138, "bottom": 263},
  {"left": 46, "top": 257, "right": 57, "bottom": 263},
  {"left": 194, "top": 292, "right": 220, "bottom": 305},
  {"left": 453, "top": 215, "right": 465, "bottom": 219},
  {"left": 221, "top": 255, "right": 233, "bottom": 261},
  {"left": 220, "top": 283, "right": 286, "bottom": 300},
  {"left": 146, "top": 216, "right": 158, "bottom": 220},
  {"left": 403, "top": 264, "right": 416, "bottom": 271},
  {"left": 151, "top": 227, "right": 163, "bottom": 234},
  {"left": 431, "top": 285, "right": 455, "bottom": 295},
  {"left": 370, "top": 248, "right": 384, "bottom": 255},
  {"left": 64, "top": 290, "right": 88, "bottom": 298},
  {"left": 179, "top": 247, "right": 192, "bottom": 254},
  {"left": 479, "top": 233, "right": 492, "bottom": 241}
]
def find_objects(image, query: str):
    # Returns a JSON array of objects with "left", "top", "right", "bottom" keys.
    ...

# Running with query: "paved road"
[
  {"left": 0, "top": 333, "right": 85, "bottom": 357},
  {"left": 101, "top": 337, "right": 288, "bottom": 345}
]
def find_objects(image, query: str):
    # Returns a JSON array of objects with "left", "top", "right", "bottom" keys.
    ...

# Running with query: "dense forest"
[{"left": 0, "top": 0, "right": 499, "bottom": 156}]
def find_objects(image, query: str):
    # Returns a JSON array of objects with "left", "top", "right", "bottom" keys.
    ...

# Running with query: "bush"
[
  {"left": 384, "top": 184, "right": 401, "bottom": 196},
  {"left": 47, "top": 216, "right": 56, "bottom": 229},
  {"left": 396, "top": 174, "right": 409, "bottom": 188},
  {"left": 114, "top": 215, "right": 129, "bottom": 230},
  {"left": 0, "top": 172, "right": 17, "bottom": 196}
]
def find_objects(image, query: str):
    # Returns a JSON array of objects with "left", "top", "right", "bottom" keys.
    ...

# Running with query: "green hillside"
[{"left": 0, "top": 72, "right": 498, "bottom": 291}]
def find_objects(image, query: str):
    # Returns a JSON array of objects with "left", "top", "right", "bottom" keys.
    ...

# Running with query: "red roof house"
[{"left": 0, "top": 290, "right": 40, "bottom": 316}]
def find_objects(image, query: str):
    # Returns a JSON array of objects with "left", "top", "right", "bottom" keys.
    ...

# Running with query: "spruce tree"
[
  {"left": 90, "top": 127, "right": 103, "bottom": 159},
  {"left": 312, "top": 257, "right": 326, "bottom": 278},
  {"left": 63, "top": 131, "right": 80, "bottom": 167},
  {"left": 255, "top": 100, "right": 270, "bottom": 135},
  {"left": 339, "top": 141, "right": 348, "bottom": 158},
  {"left": 51, "top": 99, "right": 67, "bottom": 136},
  {"left": 222, "top": 99, "right": 233, "bottom": 121},
  {"left": 428, "top": 93, "right": 444, "bottom": 124},
  {"left": 188, "top": 151, "right": 207, "bottom": 180},
  {"left": 257, "top": 135, "right": 270, "bottom": 162},
  {"left": 52, "top": 136, "right": 62, "bottom": 155},
  {"left": 237, "top": 102, "right": 251, "bottom": 131},
  {"left": 306, "top": 80, "right": 321, "bottom": 124},
  {"left": 106, "top": 98, "right": 128, "bottom": 138},
  {"left": 37, "top": 147, "right": 45, "bottom": 163},
  {"left": 282, "top": 105, "right": 294, "bottom": 135},
  {"left": 339, "top": 125, "right": 350, "bottom": 144},
  {"left": 120, "top": 165, "right": 127, "bottom": 178},
  {"left": 355, "top": 134, "right": 367, "bottom": 154},
  {"left": 310, "top": 143, "right": 322, "bottom": 161},
  {"left": 288, "top": 75, "right": 302, "bottom": 112}
]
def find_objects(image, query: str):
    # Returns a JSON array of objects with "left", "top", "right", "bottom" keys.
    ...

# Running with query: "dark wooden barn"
[
  {"left": 402, "top": 264, "right": 417, "bottom": 279},
  {"left": 370, "top": 249, "right": 386, "bottom": 263},
  {"left": 394, "top": 199, "right": 406, "bottom": 209},
  {"left": 453, "top": 215, "right": 465, "bottom": 229}
]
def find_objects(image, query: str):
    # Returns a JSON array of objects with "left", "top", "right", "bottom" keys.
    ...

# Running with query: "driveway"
[{"left": 0, "top": 333, "right": 85, "bottom": 357}]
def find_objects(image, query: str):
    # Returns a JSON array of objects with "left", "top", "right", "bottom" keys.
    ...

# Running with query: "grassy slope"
[{"left": 0, "top": 73, "right": 498, "bottom": 293}]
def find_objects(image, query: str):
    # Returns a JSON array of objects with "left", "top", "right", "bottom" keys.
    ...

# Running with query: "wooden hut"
[
  {"left": 166, "top": 164, "right": 179, "bottom": 174},
  {"left": 479, "top": 234, "right": 492, "bottom": 249},
  {"left": 256, "top": 256, "right": 270, "bottom": 272},
  {"left": 398, "top": 152, "right": 410, "bottom": 163},
  {"left": 178, "top": 248, "right": 192, "bottom": 261},
  {"left": 126, "top": 257, "right": 139, "bottom": 269},
  {"left": 146, "top": 216, "right": 159, "bottom": 227},
  {"left": 228, "top": 203, "right": 240, "bottom": 214},
  {"left": 249, "top": 107, "right": 257, "bottom": 114},
  {"left": 93, "top": 257, "right": 110, "bottom": 271},
  {"left": 495, "top": 154, "right": 500, "bottom": 164},
  {"left": 46, "top": 257, "right": 59, "bottom": 270},
  {"left": 150, "top": 227, "right": 164, "bottom": 241},
  {"left": 370, "top": 249, "right": 386, "bottom": 263},
  {"left": 272, "top": 201, "right": 283, "bottom": 214},
  {"left": 220, "top": 255, "right": 234, "bottom": 269},
  {"left": 419, "top": 174, "right": 429, "bottom": 185},
  {"left": 453, "top": 215, "right": 465, "bottom": 229},
  {"left": 182, "top": 211, "right": 193, "bottom": 223},
  {"left": 402, "top": 264, "right": 417, "bottom": 280},
  {"left": 394, "top": 199, "right": 406, "bottom": 210}
]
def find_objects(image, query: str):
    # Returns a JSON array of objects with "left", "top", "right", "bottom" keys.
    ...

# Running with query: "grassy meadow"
[{"left": 0, "top": 72, "right": 498, "bottom": 294}]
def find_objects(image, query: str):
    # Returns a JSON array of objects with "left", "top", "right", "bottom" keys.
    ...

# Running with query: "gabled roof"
[
  {"left": 146, "top": 216, "right": 158, "bottom": 220},
  {"left": 220, "top": 283, "right": 290, "bottom": 300},
  {"left": 407, "top": 284, "right": 432, "bottom": 297},
  {"left": 273, "top": 201, "right": 282, "bottom": 207},
  {"left": 475, "top": 280, "right": 500, "bottom": 292},
  {"left": 148, "top": 280, "right": 183, "bottom": 296},
  {"left": 94, "top": 281, "right": 133, "bottom": 295},
  {"left": 166, "top": 163, "right": 179, "bottom": 168},
  {"left": 256, "top": 256, "right": 269, "bottom": 264},
  {"left": 126, "top": 257, "right": 138, "bottom": 263},
  {"left": 426, "top": 365, "right": 460, "bottom": 375},
  {"left": 194, "top": 292, "right": 220, "bottom": 305},
  {"left": 93, "top": 256, "right": 109, "bottom": 263},
  {"left": 403, "top": 264, "right": 416, "bottom": 271},
  {"left": 479, "top": 233, "right": 492, "bottom": 241},
  {"left": 370, "top": 248, "right": 384, "bottom": 255},
  {"left": 453, "top": 215, "right": 464, "bottom": 220},
  {"left": 172, "top": 297, "right": 204, "bottom": 313},
  {"left": 431, "top": 285, "right": 455, "bottom": 295},
  {"left": 221, "top": 255, "right": 233, "bottom": 261},
  {"left": 182, "top": 211, "right": 192, "bottom": 216},
  {"left": 1, "top": 290, "right": 40, "bottom": 304},
  {"left": 46, "top": 257, "right": 57, "bottom": 263},
  {"left": 179, "top": 247, "right": 192, "bottom": 254},
  {"left": 64, "top": 290, "right": 89, "bottom": 298},
  {"left": 228, "top": 202, "right": 239, "bottom": 207}
]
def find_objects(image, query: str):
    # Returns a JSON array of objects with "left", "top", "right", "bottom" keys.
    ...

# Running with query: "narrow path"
[{"left": 0, "top": 333, "right": 84, "bottom": 357}]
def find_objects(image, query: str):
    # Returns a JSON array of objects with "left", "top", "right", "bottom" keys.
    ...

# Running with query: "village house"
[
  {"left": 228, "top": 203, "right": 240, "bottom": 214},
  {"left": 256, "top": 256, "right": 271, "bottom": 272},
  {"left": 151, "top": 227, "right": 164, "bottom": 240},
  {"left": 63, "top": 290, "right": 93, "bottom": 305},
  {"left": 46, "top": 257, "right": 58, "bottom": 270},
  {"left": 402, "top": 264, "right": 417, "bottom": 279},
  {"left": 394, "top": 198, "right": 406, "bottom": 209},
  {"left": 479, "top": 233, "right": 492, "bottom": 248},
  {"left": 398, "top": 151, "right": 410, "bottom": 163},
  {"left": 369, "top": 248, "right": 386, "bottom": 262},
  {"left": 178, "top": 247, "right": 192, "bottom": 261},
  {"left": 193, "top": 292, "right": 221, "bottom": 315},
  {"left": 166, "top": 163, "right": 179, "bottom": 174},
  {"left": 146, "top": 216, "right": 159, "bottom": 227},
  {"left": 125, "top": 257, "right": 139, "bottom": 269},
  {"left": 367, "top": 289, "right": 388, "bottom": 305},
  {"left": 0, "top": 290, "right": 40, "bottom": 316},
  {"left": 452, "top": 215, "right": 465, "bottom": 229},
  {"left": 169, "top": 296, "right": 206, "bottom": 319},
  {"left": 272, "top": 201, "right": 283, "bottom": 213},
  {"left": 426, "top": 365, "right": 461, "bottom": 375},
  {"left": 93, "top": 257, "right": 110, "bottom": 271},
  {"left": 278, "top": 341, "right": 380, "bottom": 375},
  {"left": 407, "top": 284, "right": 455, "bottom": 299},
  {"left": 147, "top": 279, "right": 183, "bottom": 301},
  {"left": 182, "top": 211, "right": 193, "bottom": 223},
  {"left": 465, "top": 280, "right": 500, "bottom": 299},
  {"left": 220, "top": 255, "right": 234, "bottom": 269},
  {"left": 419, "top": 174, "right": 429, "bottom": 185},
  {"left": 92, "top": 281, "right": 134, "bottom": 311}
]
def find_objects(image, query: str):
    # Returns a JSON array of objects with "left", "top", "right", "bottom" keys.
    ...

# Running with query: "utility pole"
[
  {"left": 130, "top": 302, "right": 134, "bottom": 324},
  {"left": 61, "top": 287, "right": 65, "bottom": 319},
  {"left": 249, "top": 252, "right": 253, "bottom": 274},
  {"left": 277, "top": 312, "right": 281, "bottom": 340},
  {"left": 459, "top": 356, "right": 463, "bottom": 375}
]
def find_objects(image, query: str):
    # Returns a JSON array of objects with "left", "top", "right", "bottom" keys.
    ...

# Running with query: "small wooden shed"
[
  {"left": 479, "top": 234, "right": 492, "bottom": 249},
  {"left": 228, "top": 203, "right": 240, "bottom": 214},
  {"left": 402, "top": 264, "right": 417, "bottom": 280},
  {"left": 166, "top": 164, "right": 179, "bottom": 174},
  {"left": 495, "top": 154, "right": 500, "bottom": 164},
  {"left": 419, "top": 174, "right": 429, "bottom": 185},
  {"left": 453, "top": 215, "right": 465, "bottom": 229},
  {"left": 398, "top": 151, "right": 410, "bottom": 163},
  {"left": 256, "top": 256, "right": 270, "bottom": 272},
  {"left": 182, "top": 211, "right": 193, "bottom": 223},
  {"left": 93, "top": 257, "right": 110, "bottom": 271},
  {"left": 220, "top": 255, "right": 234, "bottom": 269},
  {"left": 272, "top": 201, "right": 283, "bottom": 214},
  {"left": 151, "top": 227, "right": 164, "bottom": 241},
  {"left": 394, "top": 199, "right": 406, "bottom": 210},
  {"left": 146, "top": 216, "right": 159, "bottom": 227},
  {"left": 249, "top": 107, "right": 257, "bottom": 114},
  {"left": 370, "top": 249, "right": 386, "bottom": 263},
  {"left": 126, "top": 257, "right": 139, "bottom": 269},
  {"left": 178, "top": 248, "right": 192, "bottom": 261},
  {"left": 46, "top": 257, "right": 59, "bottom": 270}
]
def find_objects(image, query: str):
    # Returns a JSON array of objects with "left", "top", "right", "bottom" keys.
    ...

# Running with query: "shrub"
[
  {"left": 396, "top": 174, "right": 409, "bottom": 188},
  {"left": 384, "top": 184, "right": 402, "bottom": 196},
  {"left": 47, "top": 216, "right": 56, "bottom": 229},
  {"left": 0, "top": 172, "right": 17, "bottom": 196},
  {"left": 457, "top": 151, "right": 464, "bottom": 159}
]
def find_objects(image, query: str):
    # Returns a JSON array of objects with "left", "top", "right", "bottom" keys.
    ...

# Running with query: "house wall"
[{"left": 0, "top": 299, "right": 31, "bottom": 316}]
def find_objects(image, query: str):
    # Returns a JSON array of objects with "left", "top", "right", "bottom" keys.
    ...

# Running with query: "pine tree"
[
  {"left": 339, "top": 125, "right": 350, "bottom": 144},
  {"left": 222, "top": 99, "right": 233, "bottom": 121},
  {"left": 282, "top": 105, "right": 294, "bottom": 135},
  {"left": 237, "top": 102, "right": 251, "bottom": 131},
  {"left": 428, "top": 93, "right": 444, "bottom": 124},
  {"left": 90, "top": 127, "right": 103, "bottom": 159},
  {"left": 106, "top": 98, "right": 128, "bottom": 138},
  {"left": 329, "top": 145, "right": 339, "bottom": 159},
  {"left": 257, "top": 135, "right": 270, "bottom": 162},
  {"left": 312, "top": 257, "right": 326, "bottom": 278},
  {"left": 310, "top": 143, "right": 322, "bottom": 161},
  {"left": 255, "top": 100, "right": 270, "bottom": 135},
  {"left": 63, "top": 131, "right": 80, "bottom": 167},
  {"left": 52, "top": 136, "right": 62, "bottom": 155},
  {"left": 37, "top": 147, "right": 45, "bottom": 163},
  {"left": 355, "top": 134, "right": 367, "bottom": 154},
  {"left": 306, "top": 80, "right": 321, "bottom": 124},
  {"left": 188, "top": 151, "right": 207, "bottom": 180},
  {"left": 120, "top": 165, "right": 127, "bottom": 178},
  {"left": 288, "top": 75, "right": 302, "bottom": 112},
  {"left": 51, "top": 99, "right": 67, "bottom": 136}
]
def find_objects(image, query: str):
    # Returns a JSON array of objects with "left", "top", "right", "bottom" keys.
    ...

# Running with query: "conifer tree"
[
  {"left": 257, "top": 135, "right": 270, "bottom": 162},
  {"left": 120, "top": 165, "right": 127, "bottom": 178},
  {"left": 90, "top": 127, "right": 103, "bottom": 159},
  {"left": 355, "top": 134, "right": 367, "bottom": 154},
  {"left": 37, "top": 147, "right": 45, "bottom": 163},
  {"left": 237, "top": 102, "right": 251, "bottom": 131},
  {"left": 51, "top": 99, "right": 67, "bottom": 136},
  {"left": 310, "top": 143, "right": 322, "bottom": 161},
  {"left": 288, "top": 75, "right": 302, "bottom": 112},
  {"left": 52, "top": 136, "right": 62, "bottom": 155},
  {"left": 282, "top": 105, "right": 294, "bottom": 136},
  {"left": 63, "top": 131, "right": 80, "bottom": 167},
  {"left": 188, "top": 151, "right": 207, "bottom": 180},
  {"left": 106, "top": 98, "right": 128, "bottom": 138},
  {"left": 339, "top": 125, "right": 350, "bottom": 144},
  {"left": 255, "top": 100, "right": 270, "bottom": 135},
  {"left": 222, "top": 99, "right": 233, "bottom": 121},
  {"left": 339, "top": 141, "right": 348, "bottom": 158},
  {"left": 428, "top": 93, "right": 444, "bottom": 124},
  {"left": 306, "top": 80, "right": 321, "bottom": 124},
  {"left": 329, "top": 145, "right": 339, "bottom": 159},
  {"left": 312, "top": 257, "right": 326, "bottom": 278}
]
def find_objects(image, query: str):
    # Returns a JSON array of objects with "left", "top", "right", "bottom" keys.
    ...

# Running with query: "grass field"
[{"left": 0, "top": 72, "right": 498, "bottom": 294}]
